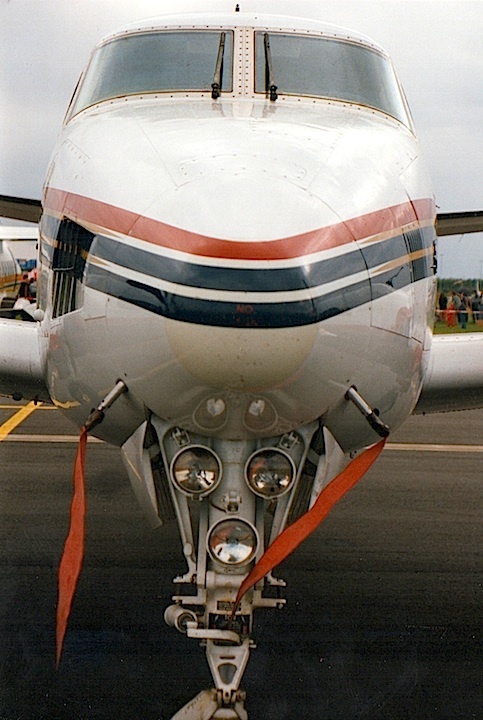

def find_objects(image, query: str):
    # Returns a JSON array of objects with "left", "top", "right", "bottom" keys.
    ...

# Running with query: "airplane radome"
[{"left": 0, "top": 10, "right": 482, "bottom": 719}]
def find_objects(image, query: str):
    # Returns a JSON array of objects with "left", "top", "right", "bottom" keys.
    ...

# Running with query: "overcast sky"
[{"left": 0, "top": 0, "right": 481, "bottom": 277}]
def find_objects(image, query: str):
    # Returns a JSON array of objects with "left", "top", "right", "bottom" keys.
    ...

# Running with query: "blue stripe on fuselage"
[
  {"left": 40, "top": 211, "right": 434, "bottom": 327},
  {"left": 85, "top": 263, "right": 373, "bottom": 327},
  {"left": 87, "top": 227, "right": 433, "bottom": 293},
  {"left": 88, "top": 234, "right": 366, "bottom": 292}
]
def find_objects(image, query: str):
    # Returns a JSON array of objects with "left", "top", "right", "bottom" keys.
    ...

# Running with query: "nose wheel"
[{"left": 170, "top": 689, "right": 247, "bottom": 720}]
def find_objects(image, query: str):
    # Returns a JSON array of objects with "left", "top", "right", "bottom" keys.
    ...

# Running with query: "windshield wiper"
[
  {"left": 211, "top": 32, "right": 226, "bottom": 99},
  {"left": 263, "top": 33, "right": 278, "bottom": 101}
]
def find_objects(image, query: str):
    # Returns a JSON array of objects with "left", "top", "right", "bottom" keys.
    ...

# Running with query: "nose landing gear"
[
  {"left": 149, "top": 419, "right": 317, "bottom": 720},
  {"left": 120, "top": 402, "right": 386, "bottom": 719}
]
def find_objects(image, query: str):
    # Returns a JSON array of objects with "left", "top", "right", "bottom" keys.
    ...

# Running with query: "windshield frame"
[
  {"left": 253, "top": 31, "right": 411, "bottom": 126},
  {"left": 67, "top": 28, "right": 235, "bottom": 119},
  {"left": 65, "top": 23, "right": 412, "bottom": 130}
]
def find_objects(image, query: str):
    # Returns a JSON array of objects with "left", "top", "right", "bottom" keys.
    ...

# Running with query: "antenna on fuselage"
[{"left": 235, "top": 3, "right": 240, "bottom": 11}]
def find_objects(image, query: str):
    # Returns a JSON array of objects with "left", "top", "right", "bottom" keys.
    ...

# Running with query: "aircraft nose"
[
  {"left": 165, "top": 319, "right": 318, "bottom": 392},
  {"left": 140, "top": 152, "right": 341, "bottom": 245},
  {"left": 109, "top": 155, "right": 340, "bottom": 393},
  {"left": 137, "top": 162, "right": 370, "bottom": 394},
  {"left": 118, "top": 161, "right": 371, "bottom": 334}
]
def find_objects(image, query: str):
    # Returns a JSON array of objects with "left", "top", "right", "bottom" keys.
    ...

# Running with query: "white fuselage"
[{"left": 36, "top": 13, "right": 436, "bottom": 451}]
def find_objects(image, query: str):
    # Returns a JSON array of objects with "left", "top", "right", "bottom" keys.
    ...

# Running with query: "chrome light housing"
[
  {"left": 170, "top": 445, "right": 222, "bottom": 496},
  {"left": 207, "top": 519, "right": 258, "bottom": 566},
  {"left": 245, "top": 447, "right": 296, "bottom": 498}
]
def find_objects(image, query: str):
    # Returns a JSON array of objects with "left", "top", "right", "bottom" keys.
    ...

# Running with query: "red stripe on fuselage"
[{"left": 43, "top": 187, "right": 435, "bottom": 261}]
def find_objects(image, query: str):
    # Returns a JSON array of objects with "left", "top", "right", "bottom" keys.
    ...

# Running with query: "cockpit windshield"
[
  {"left": 254, "top": 32, "right": 409, "bottom": 124},
  {"left": 69, "top": 27, "right": 409, "bottom": 126},
  {"left": 70, "top": 31, "right": 234, "bottom": 115}
]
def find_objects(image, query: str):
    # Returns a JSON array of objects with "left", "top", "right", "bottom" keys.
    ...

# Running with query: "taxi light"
[
  {"left": 245, "top": 448, "right": 296, "bottom": 498},
  {"left": 193, "top": 397, "right": 227, "bottom": 431},
  {"left": 170, "top": 446, "right": 221, "bottom": 496},
  {"left": 207, "top": 519, "right": 258, "bottom": 566}
]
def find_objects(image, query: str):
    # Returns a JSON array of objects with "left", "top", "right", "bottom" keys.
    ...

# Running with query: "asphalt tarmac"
[{"left": 0, "top": 401, "right": 481, "bottom": 720}]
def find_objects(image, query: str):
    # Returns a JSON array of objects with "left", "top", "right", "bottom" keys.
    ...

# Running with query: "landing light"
[
  {"left": 245, "top": 448, "right": 296, "bottom": 498},
  {"left": 170, "top": 446, "right": 222, "bottom": 496},
  {"left": 207, "top": 519, "right": 258, "bottom": 566}
]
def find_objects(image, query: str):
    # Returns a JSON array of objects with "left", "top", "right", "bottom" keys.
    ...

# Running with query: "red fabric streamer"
[
  {"left": 234, "top": 439, "right": 386, "bottom": 613},
  {"left": 56, "top": 426, "right": 88, "bottom": 668}
]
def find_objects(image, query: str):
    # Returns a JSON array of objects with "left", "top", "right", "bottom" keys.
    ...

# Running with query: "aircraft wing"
[
  {"left": 0, "top": 197, "right": 47, "bottom": 401},
  {"left": 0, "top": 194, "right": 42, "bottom": 224},
  {"left": 2, "top": 197, "right": 483, "bottom": 233},
  {"left": 426, "top": 211, "right": 483, "bottom": 414},
  {"left": 436, "top": 211, "right": 483, "bottom": 236},
  {"left": 414, "top": 333, "right": 483, "bottom": 414},
  {"left": 3, "top": 196, "right": 483, "bottom": 234}
]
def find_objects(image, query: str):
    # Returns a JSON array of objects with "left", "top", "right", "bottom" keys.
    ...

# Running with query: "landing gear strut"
[
  {"left": 120, "top": 397, "right": 386, "bottom": 719},
  {"left": 145, "top": 416, "right": 317, "bottom": 720}
]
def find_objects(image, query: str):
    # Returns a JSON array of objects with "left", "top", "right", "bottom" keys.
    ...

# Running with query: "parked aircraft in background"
[
  {"left": 0, "top": 226, "right": 38, "bottom": 318},
  {"left": 0, "top": 10, "right": 482, "bottom": 719},
  {"left": 0, "top": 230, "right": 23, "bottom": 305}
]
